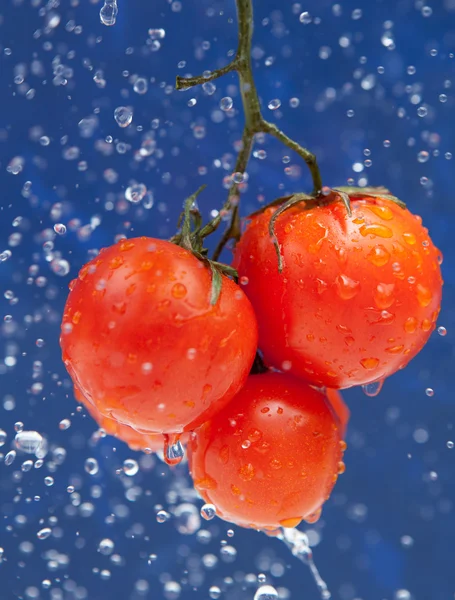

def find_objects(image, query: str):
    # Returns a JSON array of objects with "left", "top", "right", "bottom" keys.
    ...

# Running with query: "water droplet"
[
  {"left": 417, "top": 106, "right": 428, "bottom": 117},
  {"left": 174, "top": 503, "right": 201, "bottom": 535},
  {"left": 299, "top": 12, "right": 312, "bottom": 24},
  {"left": 447, "top": 441, "right": 454, "bottom": 449},
  {"left": 54, "top": 223, "right": 66, "bottom": 235},
  {"left": 4, "top": 450, "right": 16, "bottom": 466},
  {"left": 163, "top": 434, "right": 185, "bottom": 466},
  {"left": 84, "top": 458, "right": 99, "bottom": 475},
  {"left": 336, "top": 274, "right": 360, "bottom": 300},
  {"left": 360, "top": 357, "right": 380, "bottom": 370},
  {"left": 201, "top": 503, "right": 217, "bottom": 521},
  {"left": 171, "top": 283, "right": 187, "bottom": 299},
  {"left": 37, "top": 527, "right": 52, "bottom": 540},
  {"left": 418, "top": 150, "right": 430, "bottom": 163},
  {"left": 437, "top": 326, "right": 447, "bottom": 336},
  {"left": 362, "top": 380, "right": 384, "bottom": 397},
  {"left": 156, "top": 510, "right": 171, "bottom": 523},
  {"left": 133, "top": 77, "right": 148, "bottom": 94},
  {"left": 209, "top": 586, "right": 222, "bottom": 599},
  {"left": 148, "top": 28, "right": 165, "bottom": 39},
  {"left": 416, "top": 283, "right": 432, "bottom": 307},
  {"left": 123, "top": 458, "right": 139, "bottom": 476},
  {"left": 374, "top": 283, "right": 395, "bottom": 309},
  {"left": 359, "top": 223, "right": 393, "bottom": 238},
  {"left": 220, "top": 97, "right": 233, "bottom": 111},
  {"left": 254, "top": 585, "right": 278, "bottom": 600},
  {"left": 425, "top": 387, "right": 434, "bottom": 397},
  {"left": 267, "top": 99, "right": 281, "bottom": 110},
  {"left": 59, "top": 419, "right": 71, "bottom": 431},
  {"left": 15, "top": 431, "right": 44, "bottom": 454},
  {"left": 125, "top": 183, "right": 147, "bottom": 203},
  {"left": 367, "top": 245, "right": 391, "bottom": 267},
  {"left": 114, "top": 106, "right": 133, "bottom": 128},
  {"left": 0, "top": 430, "right": 6, "bottom": 447},
  {"left": 100, "top": 0, "right": 118, "bottom": 26}
]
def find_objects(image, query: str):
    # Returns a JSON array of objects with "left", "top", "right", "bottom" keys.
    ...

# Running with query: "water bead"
[
  {"left": 125, "top": 183, "right": 147, "bottom": 203},
  {"left": 299, "top": 12, "right": 311, "bottom": 24},
  {"left": 123, "top": 458, "right": 139, "bottom": 476},
  {"left": 114, "top": 106, "right": 133, "bottom": 128},
  {"left": 267, "top": 99, "right": 281, "bottom": 110},
  {"left": 84, "top": 458, "right": 99, "bottom": 475},
  {"left": 201, "top": 503, "right": 217, "bottom": 520},
  {"left": 361, "top": 380, "right": 384, "bottom": 397},
  {"left": 133, "top": 78, "right": 148, "bottom": 94},
  {"left": 254, "top": 585, "right": 278, "bottom": 600},
  {"left": 37, "top": 527, "right": 52, "bottom": 540},
  {"left": 220, "top": 97, "right": 233, "bottom": 111},
  {"left": 100, "top": 0, "right": 118, "bottom": 26},
  {"left": 437, "top": 326, "right": 447, "bottom": 336},
  {"left": 15, "top": 431, "right": 44, "bottom": 454}
]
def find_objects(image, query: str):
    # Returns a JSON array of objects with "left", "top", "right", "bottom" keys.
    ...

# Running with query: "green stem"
[{"left": 175, "top": 0, "right": 323, "bottom": 259}]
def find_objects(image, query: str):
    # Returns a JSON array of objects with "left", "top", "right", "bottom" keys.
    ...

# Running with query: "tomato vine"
[{"left": 175, "top": 0, "right": 323, "bottom": 260}]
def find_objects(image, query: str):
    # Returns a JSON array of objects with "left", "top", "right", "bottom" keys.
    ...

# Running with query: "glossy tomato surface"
[
  {"left": 189, "top": 373, "right": 343, "bottom": 530},
  {"left": 233, "top": 194, "right": 443, "bottom": 389},
  {"left": 61, "top": 237, "right": 258, "bottom": 434},
  {"left": 326, "top": 388, "right": 350, "bottom": 438},
  {"left": 74, "top": 386, "right": 173, "bottom": 452}
]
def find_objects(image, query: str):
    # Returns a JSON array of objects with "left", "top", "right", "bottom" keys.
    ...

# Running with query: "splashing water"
[
  {"left": 100, "top": 0, "right": 118, "bottom": 26},
  {"left": 279, "top": 528, "right": 331, "bottom": 600}
]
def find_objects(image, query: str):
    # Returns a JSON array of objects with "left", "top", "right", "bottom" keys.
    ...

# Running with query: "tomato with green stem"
[
  {"left": 189, "top": 372, "right": 344, "bottom": 530},
  {"left": 61, "top": 237, "right": 258, "bottom": 436},
  {"left": 233, "top": 191, "right": 443, "bottom": 389}
]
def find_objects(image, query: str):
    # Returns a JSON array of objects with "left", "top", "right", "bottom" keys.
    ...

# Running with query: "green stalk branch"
[{"left": 176, "top": 0, "right": 323, "bottom": 259}]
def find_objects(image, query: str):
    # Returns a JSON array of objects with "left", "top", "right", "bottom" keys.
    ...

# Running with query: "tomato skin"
[
  {"left": 61, "top": 237, "right": 258, "bottom": 435},
  {"left": 326, "top": 388, "right": 349, "bottom": 438},
  {"left": 74, "top": 386, "right": 173, "bottom": 452},
  {"left": 189, "top": 373, "right": 343, "bottom": 530},
  {"left": 233, "top": 196, "right": 443, "bottom": 389}
]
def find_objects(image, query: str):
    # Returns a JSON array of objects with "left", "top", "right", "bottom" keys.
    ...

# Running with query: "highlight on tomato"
[
  {"left": 189, "top": 372, "right": 344, "bottom": 530},
  {"left": 233, "top": 190, "right": 443, "bottom": 390},
  {"left": 61, "top": 237, "right": 258, "bottom": 436}
]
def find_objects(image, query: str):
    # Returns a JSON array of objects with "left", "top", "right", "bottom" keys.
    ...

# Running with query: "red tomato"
[
  {"left": 61, "top": 237, "right": 258, "bottom": 435},
  {"left": 233, "top": 194, "right": 443, "bottom": 389},
  {"left": 189, "top": 373, "right": 343, "bottom": 530},
  {"left": 74, "top": 386, "right": 174, "bottom": 452},
  {"left": 326, "top": 388, "right": 350, "bottom": 438}
]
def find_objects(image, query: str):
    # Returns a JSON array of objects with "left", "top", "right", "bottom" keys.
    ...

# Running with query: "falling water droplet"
[
  {"left": 200, "top": 503, "right": 217, "bottom": 521},
  {"left": 100, "top": 0, "right": 118, "bottom": 26},
  {"left": 114, "top": 106, "right": 133, "bottom": 128},
  {"left": 163, "top": 434, "right": 185, "bottom": 466},
  {"left": 4, "top": 450, "right": 16, "bottom": 466},
  {"left": 362, "top": 380, "right": 384, "bottom": 397},
  {"left": 254, "top": 585, "right": 278, "bottom": 600},
  {"left": 280, "top": 528, "right": 331, "bottom": 599},
  {"left": 15, "top": 431, "right": 44, "bottom": 454}
]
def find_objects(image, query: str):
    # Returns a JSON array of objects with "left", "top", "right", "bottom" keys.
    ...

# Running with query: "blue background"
[{"left": 0, "top": 0, "right": 454, "bottom": 599}]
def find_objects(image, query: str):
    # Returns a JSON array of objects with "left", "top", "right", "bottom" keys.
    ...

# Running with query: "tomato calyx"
[
  {"left": 249, "top": 186, "right": 407, "bottom": 272},
  {"left": 170, "top": 185, "right": 238, "bottom": 305}
]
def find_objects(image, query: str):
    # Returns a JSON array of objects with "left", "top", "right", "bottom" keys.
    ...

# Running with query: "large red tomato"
[
  {"left": 61, "top": 237, "right": 258, "bottom": 435},
  {"left": 233, "top": 193, "right": 443, "bottom": 389},
  {"left": 189, "top": 373, "right": 343, "bottom": 530}
]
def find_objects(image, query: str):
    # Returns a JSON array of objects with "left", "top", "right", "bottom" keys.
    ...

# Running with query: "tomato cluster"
[{"left": 61, "top": 190, "right": 442, "bottom": 530}]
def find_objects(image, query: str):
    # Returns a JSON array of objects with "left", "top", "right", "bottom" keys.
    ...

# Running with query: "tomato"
[
  {"left": 61, "top": 237, "right": 258, "bottom": 435},
  {"left": 233, "top": 193, "right": 443, "bottom": 389},
  {"left": 74, "top": 386, "right": 174, "bottom": 452},
  {"left": 326, "top": 388, "right": 349, "bottom": 438},
  {"left": 189, "top": 373, "right": 343, "bottom": 530}
]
